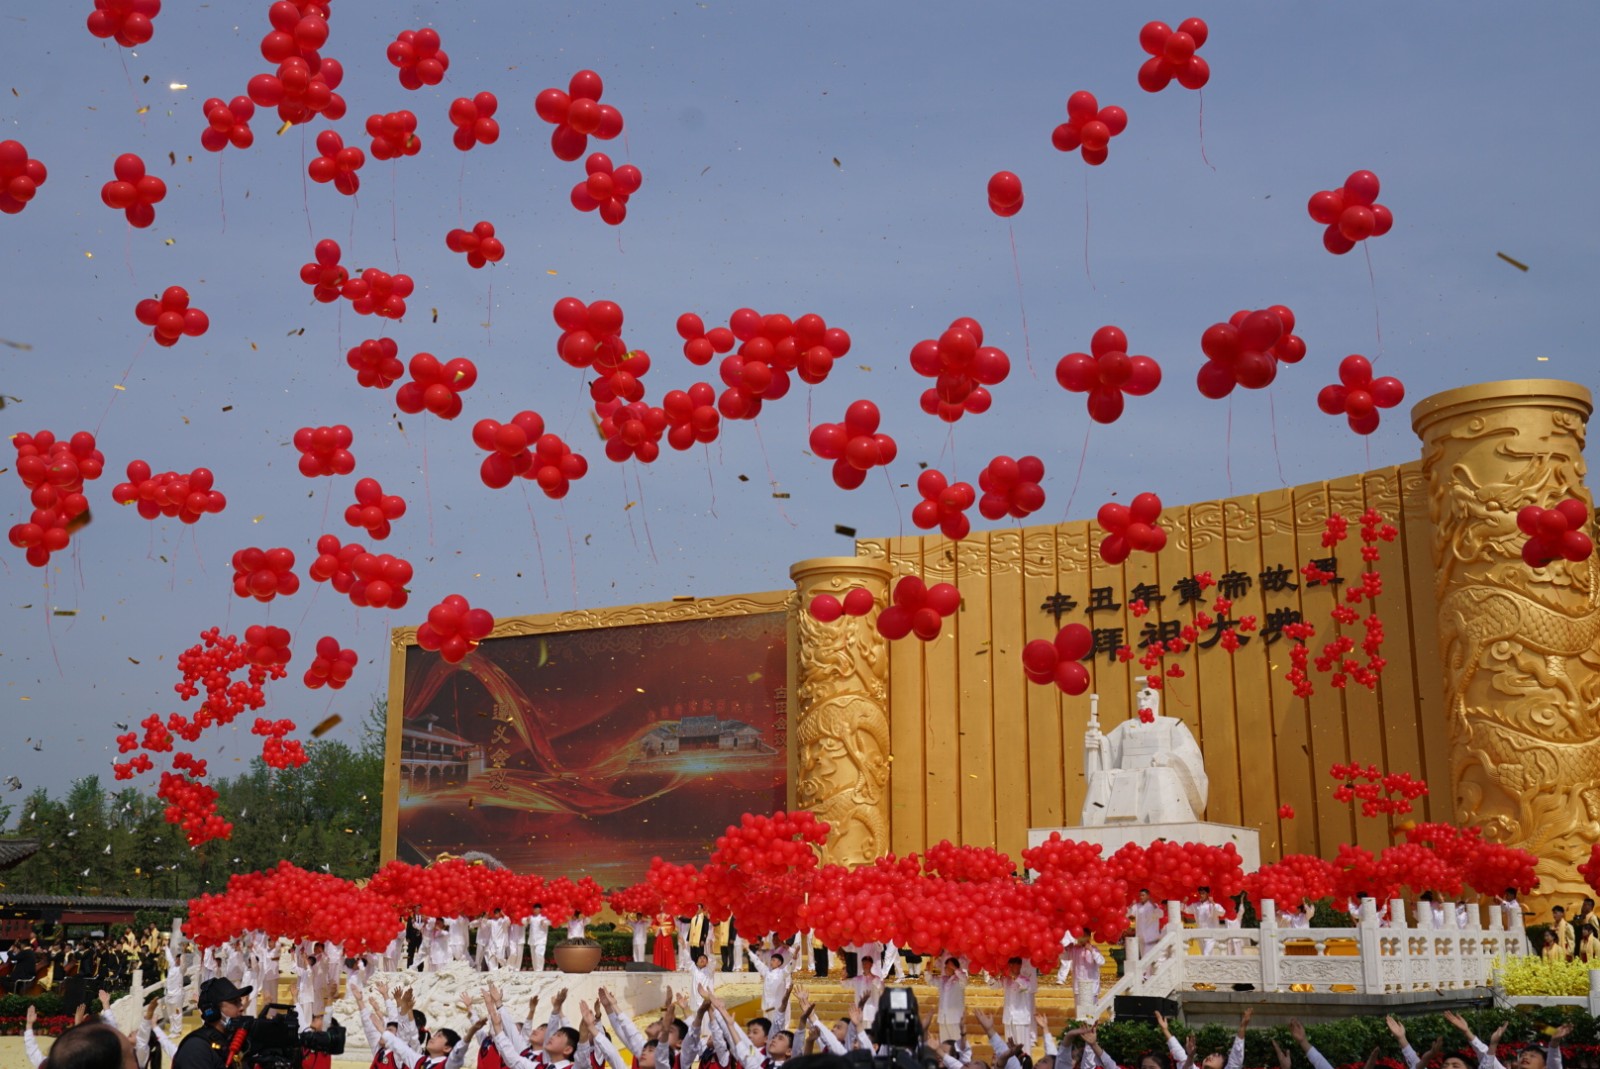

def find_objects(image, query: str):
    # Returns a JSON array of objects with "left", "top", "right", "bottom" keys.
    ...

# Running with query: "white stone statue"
[{"left": 1081, "top": 688, "right": 1209, "bottom": 825}]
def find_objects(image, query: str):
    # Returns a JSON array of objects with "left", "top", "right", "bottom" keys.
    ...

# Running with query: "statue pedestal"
[{"left": 1027, "top": 821, "right": 1260, "bottom": 872}]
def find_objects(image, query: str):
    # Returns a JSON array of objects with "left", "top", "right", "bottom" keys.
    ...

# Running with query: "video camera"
[
  {"left": 239, "top": 1005, "right": 347, "bottom": 1069},
  {"left": 844, "top": 988, "right": 942, "bottom": 1069}
]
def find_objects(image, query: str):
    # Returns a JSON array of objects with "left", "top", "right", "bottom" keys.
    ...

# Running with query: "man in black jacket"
[{"left": 173, "top": 978, "right": 253, "bottom": 1069}]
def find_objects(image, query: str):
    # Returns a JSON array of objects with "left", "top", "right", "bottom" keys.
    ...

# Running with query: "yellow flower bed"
[{"left": 1497, "top": 955, "right": 1599, "bottom": 996}]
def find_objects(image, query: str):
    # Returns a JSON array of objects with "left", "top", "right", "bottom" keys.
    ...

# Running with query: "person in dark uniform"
[{"left": 173, "top": 978, "right": 253, "bottom": 1069}]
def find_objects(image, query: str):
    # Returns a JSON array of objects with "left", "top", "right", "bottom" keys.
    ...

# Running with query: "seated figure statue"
[{"left": 1080, "top": 687, "right": 1209, "bottom": 825}]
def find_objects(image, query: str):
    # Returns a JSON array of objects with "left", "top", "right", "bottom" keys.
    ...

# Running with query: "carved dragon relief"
[
  {"left": 794, "top": 587, "right": 891, "bottom": 866},
  {"left": 1421, "top": 398, "right": 1600, "bottom": 899}
]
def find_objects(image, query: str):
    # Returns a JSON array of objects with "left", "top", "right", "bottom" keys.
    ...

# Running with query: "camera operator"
[
  {"left": 173, "top": 979, "right": 253, "bottom": 1069},
  {"left": 843, "top": 988, "right": 941, "bottom": 1069}
]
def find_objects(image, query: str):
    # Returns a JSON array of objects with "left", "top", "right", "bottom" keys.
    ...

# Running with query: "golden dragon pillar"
[
  {"left": 1412, "top": 379, "right": 1600, "bottom": 911},
  {"left": 790, "top": 555, "right": 893, "bottom": 866}
]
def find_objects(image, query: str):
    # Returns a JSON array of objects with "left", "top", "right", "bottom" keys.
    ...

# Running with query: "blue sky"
[{"left": 1, "top": 3, "right": 1595, "bottom": 802}]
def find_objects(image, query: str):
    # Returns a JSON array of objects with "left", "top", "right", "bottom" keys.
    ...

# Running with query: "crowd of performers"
[{"left": 2, "top": 924, "right": 171, "bottom": 996}]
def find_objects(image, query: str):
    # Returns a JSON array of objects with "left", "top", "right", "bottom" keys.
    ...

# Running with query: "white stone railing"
[{"left": 1084, "top": 897, "right": 1525, "bottom": 1018}]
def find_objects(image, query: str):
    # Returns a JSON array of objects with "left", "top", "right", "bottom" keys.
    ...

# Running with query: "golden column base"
[
  {"left": 1412, "top": 379, "right": 1599, "bottom": 912},
  {"left": 790, "top": 556, "right": 894, "bottom": 867}
]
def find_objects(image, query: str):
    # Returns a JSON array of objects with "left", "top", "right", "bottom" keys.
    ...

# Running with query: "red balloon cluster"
[
  {"left": 1056, "top": 325, "right": 1162, "bottom": 423},
  {"left": 978, "top": 455, "right": 1046, "bottom": 521},
  {"left": 230, "top": 546, "right": 299, "bottom": 602},
  {"left": 254, "top": 717, "right": 308, "bottom": 770},
  {"left": 1308, "top": 170, "right": 1393, "bottom": 255},
  {"left": 662, "top": 383, "right": 722, "bottom": 451},
  {"left": 1196, "top": 305, "right": 1306, "bottom": 398},
  {"left": 446, "top": 220, "right": 505, "bottom": 268},
  {"left": 243, "top": 623, "right": 293, "bottom": 667},
  {"left": 294, "top": 424, "right": 355, "bottom": 477},
  {"left": 249, "top": 2, "right": 347, "bottom": 126},
  {"left": 417, "top": 594, "right": 495, "bottom": 664},
  {"left": 599, "top": 401, "right": 668, "bottom": 464},
  {"left": 346, "top": 337, "right": 404, "bottom": 388},
  {"left": 189, "top": 861, "right": 403, "bottom": 952},
  {"left": 1316, "top": 355, "right": 1403, "bottom": 434},
  {"left": 807, "top": 586, "right": 876, "bottom": 622},
  {"left": 111, "top": 462, "right": 226, "bottom": 524},
  {"left": 308, "top": 130, "right": 364, "bottom": 195},
  {"left": 552, "top": 299, "right": 650, "bottom": 428},
  {"left": 367, "top": 110, "right": 421, "bottom": 160},
  {"left": 201, "top": 97, "right": 256, "bottom": 153},
  {"left": 159, "top": 772, "right": 231, "bottom": 847},
  {"left": 112, "top": 753, "right": 154, "bottom": 780},
  {"left": 1022, "top": 622, "right": 1092, "bottom": 695},
  {"left": 303, "top": 636, "right": 357, "bottom": 690},
  {"left": 913, "top": 469, "right": 976, "bottom": 540},
  {"left": 87, "top": 0, "right": 159, "bottom": 47},
  {"left": 343, "top": 266, "right": 413, "bottom": 319},
  {"left": 0, "top": 140, "right": 47, "bottom": 215},
  {"left": 101, "top": 153, "right": 166, "bottom": 228},
  {"left": 308, "top": 534, "right": 412, "bottom": 609},
  {"left": 1109, "top": 840, "right": 1245, "bottom": 906},
  {"left": 1051, "top": 92, "right": 1128, "bottom": 166},
  {"left": 1137, "top": 19, "right": 1211, "bottom": 92},
  {"left": 910, "top": 317, "right": 1009, "bottom": 423},
  {"left": 809, "top": 400, "right": 897, "bottom": 490},
  {"left": 135, "top": 286, "right": 209, "bottom": 348},
  {"left": 300, "top": 238, "right": 347, "bottom": 302},
  {"left": 876, "top": 576, "right": 959, "bottom": 642},
  {"left": 448, "top": 92, "right": 500, "bottom": 151},
  {"left": 1578, "top": 842, "right": 1600, "bottom": 898},
  {"left": 986, "top": 171, "right": 1023, "bottom": 218},
  {"left": 396, "top": 352, "right": 477, "bottom": 419},
  {"left": 387, "top": 28, "right": 448, "bottom": 89},
  {"left": 535, "top": 70, "right": 624, "bottom": 162},
  {"left": 639, "top": 859, "right": 706, "bottom": 920},
  {"left": 345, "top": 477, "right": 406, "bottom": 540},
  {"left": 472, "top": 412, "right": 589, "bottom": 497},
  {"left": 698, "top": 811, "right": 830, "bottom": 940},
  {"left": 571, "top": 152, "right": 642, "bottom": 225},
  {"left": 1517, "top": 499, "right": 1594, "bottom": 567},
  {"left": 1329, "top": 762, "right": 1429, "bottom": 817},
  {"left": 1243, "top": 853, "right": 1336, "bottom": 913},
  {"left": 171, "top": 627, "right": 282, "bottom": 721},
  {"left": 607, "top": 881, "right": 662, "bottom": 918},
  {"left": 7, "top": 431, "right": 103, "bottom": 567},
  {"left": 1097, "top": 492, "right": 1167, "bottom": 564}
]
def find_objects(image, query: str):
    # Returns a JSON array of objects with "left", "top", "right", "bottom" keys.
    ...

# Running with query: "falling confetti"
[
  {"left": 1496, "top": 252, "right": 1529, "bottom": 272},
  {"left": 311, "top": 714, "right": 342, "bottom": 737}
]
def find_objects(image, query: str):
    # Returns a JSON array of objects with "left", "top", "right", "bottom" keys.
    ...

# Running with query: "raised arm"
[
  {"left": 1222, "top": 1010, "right": 1252, "bottom": 1069},
  {"left": 1291, "top": 1018, "right": 1336, "bottom": 1069}
]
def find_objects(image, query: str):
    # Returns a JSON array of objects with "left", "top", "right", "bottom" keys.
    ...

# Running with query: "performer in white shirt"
[
  {"left": 1129, "top": 890, "right": 1164, "bottom": 958},
  {"left": 423, "top": 917, "right": 453, "bottom": 972},
  {"left": 526, "top": 906, "right": 551, "bottom": 972},
  {"left": 990, "top": 957, "right": 1038, "bottom": 1050},
  {"left": 1285, "top": 901, "right": 1316, "bottom": 929},
  {"left": 447, "top": 916, "right": 471, "bottom": 964},
  {"left": 566, "top": 913, "right": 589, "bottom": 941},
  {"left": 504, "top": 914, "right": 526, "bottom": 972},
  {"left": 1184, "top": 887, "right": 1228, "bottom": 955},
  {"left": 1345, "top": 895, "right": 1391, "bottom": 927},
  {"left": 841, "top": 955, "right": 884, "bottom": 1028},
  {"left": 929, "top": 954, "right": 968, "bottom": 1039},
  {"left": 747, "top": 944, "right": 796, "bottom": 1032},
  {"left": 629, "top": 915, "right": 652, "bottom": 964},
  {"left": 1056, "top": 934, "right": 1105, "bottom": 1022}
]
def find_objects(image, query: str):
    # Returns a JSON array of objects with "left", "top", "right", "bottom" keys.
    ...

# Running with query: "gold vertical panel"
[
  {"left": 988, "top": 528, "right": 1031, "bottom": 861},
  {"left": 1187, "top": 499, "right": 1242, "bottom": 825},
  {"left": 1056, "top": 523, "right": 1096, "bottom": 824},
  {"left": 1223, "top": 493, "right": 1276, "bottom": 837},
  {"left": 1153, "top": 504, "right": 1201, "bottom": 728},
  {"left": 1293, "top": 480, "right": 1357, "bottom": 852},
  {"left": 381, "top": 627, "right": 409, "bottom": 863},
  {"left": 955, "top": 533, "right": 998, "bottom": 847},
  {"left": 1398, "top": 465, "right": 1450, "bottom": 824},
  {"left": 1021, "top": 524, "right": 1067, "bottom": 829},
  {"left": 1256, "top": 487, "right": 1314, "bottom": 857},
  {"left": 920, "top": 535, "right": 963, "bottom": 849},
  {"left": 873, "top": 536, "right": 927, "bottom": 858},
  {"left": 1362, "top": 468, "right": 1425, "bottom": 834}
]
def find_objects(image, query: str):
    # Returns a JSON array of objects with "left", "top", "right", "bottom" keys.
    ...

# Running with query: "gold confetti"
[
  {"left": 168, "top": 82, "right": 188, "bottom": 90},
  {"left": 772, "top": 492, "right": 790, "bottom": 499},
  {"left": 857, "top": 365, "right": 872, "bottom": 372},
  {"left": 746, "top": 672, "right": 764, "bottom": 683},
  {"left": 623, "top": 500, "right": 636, "bottom": 510},
  {"left": 168, "top": 151, "right": 175, "bottom": 166},
  {"left": 277, "top": 120, "right": 293, "bottom": 136},
  {"left": 311, "top": 714, "right": 342, "bottom": 737},
  {"left": 635, "top": 687, "right": 646, "bottom": 693},
  {"left": 20, "top": 697, "right": 29, "bottom": 701},
  {"left": 1496, "top": 251, "right": 1529, "bottom": 272},
  {"left": 431, "top": 308, "right": 439, "bottom": 322},
  {"left": 163, "top": 238, "right": 174, "bottom": 246},
  {"left": 250, "top": 343, "right": 257, "bottom": 350},
  {"left": 85, "top": 252, "right": 94, "bottom": 258},
  {"left": 546, "top": 270, "right": 558, "bottom": 275},
  {"left": 221, "top": 405, "right": 233, "bottom": 412},
  {"left": 1536, "top": 356, "right": 1549, "bottom": 362},
  {"left": 128, "top": 657, "right": 140, "bottom": 665},
  {"left": 53, "top": 609, "right": 77, "bottom": 617},
  {"left": 467, "top": 798, "right": 476, "bottom": 809},
  {"left": 136, "top": 106, "right": 150, "bottom": 115},
  {"left": 113, "top": 384, "right": 126, "bottom": 391},
  {"left": 252, "top": 515, "right": 264, "bottom": 523},
  {"left": 832, "top": 157, "right": 842, "bottom": 168},
  {"left": 834, "top": 524, "right": 856, "bottom": 537}
]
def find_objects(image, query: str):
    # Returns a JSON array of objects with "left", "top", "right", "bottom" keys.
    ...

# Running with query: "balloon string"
[
  {"left": 1062, "top": 422, "right": 1093, "bottom": 521},
  {"left": 1007, "top": 223, "right": 1037, "bottom": 380},
  {"left": 620, "top": 461, "right": 639, "bottom": 551},
  {"left": 485, "top": 277, "right": 493, "bottom": 347},
  {"left": 390, "top": 164, "right": 400, "bottom": 267},
  {"left": 117, "top": 48, "right": 145, "bottom": 122},
  {"left": 1267, "top": 385, "right": 1289, "bottom": 488},
  {"left": 701, "top": 442, "right": 718, "bottom": 518},
  {"left": 300, "top": 128, "right": 314, "bottom": 240},
  {"left": 347, "top": 193, "right": 357, "bottom": 251},
  {"left": 1225, "top": 394, "right": 1235, "bottom": 496},
  {"left": 421, "top": 417, "right": 436, "bottom": 548},
  {"left": 43, "top": 577, "right": 65, "bottom": 678},
  {"left": 293, "top": 573, "right": 322, "bottom": 634},
  {"left": 123, "top": 220, "right": 136, "bottom": 282},
  {"left": 881, "top": 467, "right": 904, "bottom": 539},
  {"left": 1082, "top": 169, "right": 1097, "bottom": 292},
  {"left": 96, "top": 336, "right": 149, "bottom": 434},
  {"left": 190, "top": 524, "right": 207, "bottom": 578},
  {"left": 1364, "top": 243, "right": 1384, "bottom": 361},
  {"left": 517, "top": 484, "right": 551, "bottom": 601},
  {"left": 319, "top": 478, "right": 332, "bottom": 529},
  {"left": 633, "top": 464, "right": 659, "bottom": 566},
  {"left": 751, "top": 418, "right": 798, "bottom": 528},
  {"left": 457, "top": 157, "right": 466, "bottom": 226},
  {"left": 1196, "top": 90, "right": 1216, "bottom": 172},
  {"left": 217, "top": 156, "right": 227, "bottom": 234},
  {"left": 561, "top": 503, "right": 579, "bottom": 609}
]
